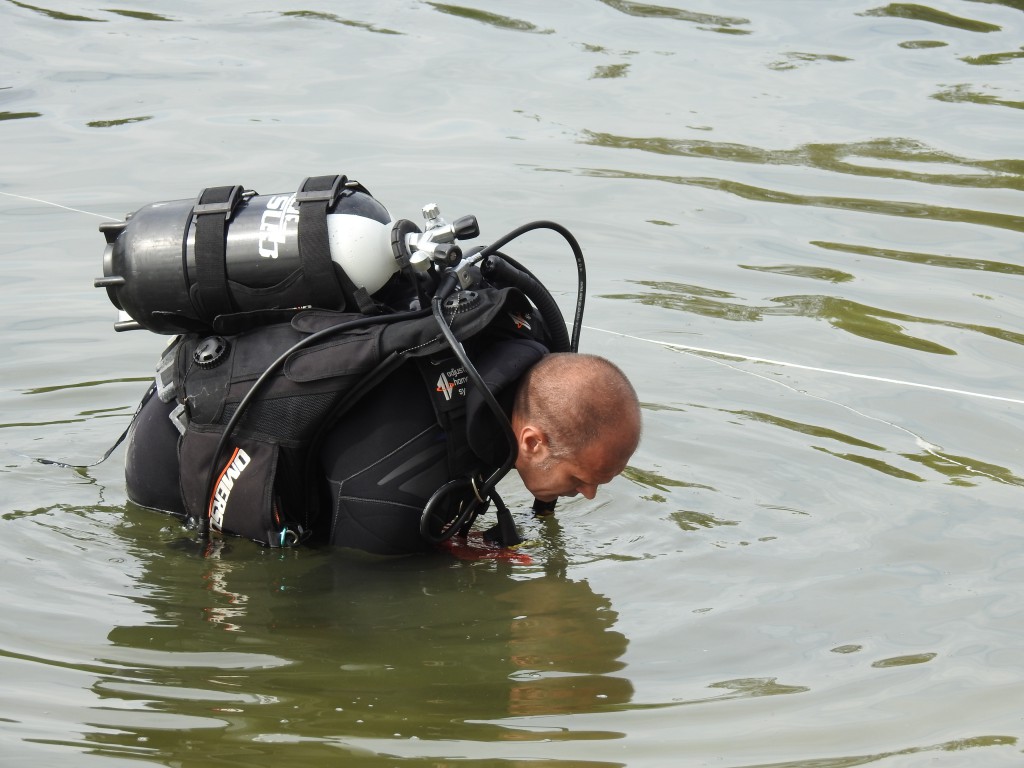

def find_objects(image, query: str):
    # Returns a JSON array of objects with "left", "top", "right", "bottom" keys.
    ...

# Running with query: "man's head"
[{"left": 511, "top": 353, "right": 641, "bottom": 502}]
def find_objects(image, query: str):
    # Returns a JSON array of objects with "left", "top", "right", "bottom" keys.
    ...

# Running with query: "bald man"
[
  {"left": 512, "top": 353, "right": 641, "bottom": 504},
  {"left": 126, "top": 331, "right": 641, "bottom": 555}
]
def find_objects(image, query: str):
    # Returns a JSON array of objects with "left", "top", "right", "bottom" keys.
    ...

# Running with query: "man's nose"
[{"left": 578, "top": 483, "right": 598, "bottom": 500}]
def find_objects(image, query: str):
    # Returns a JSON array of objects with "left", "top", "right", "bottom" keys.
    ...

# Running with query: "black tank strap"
[
  {"left": 296, "top": 175, "right": 376, "bottom": 314},
  {"left": 193, "top": 184, "right": 245, "bottom": 320}
]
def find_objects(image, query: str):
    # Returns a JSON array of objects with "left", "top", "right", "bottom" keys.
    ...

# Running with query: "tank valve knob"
[
  {"left": 193, "top": 336, "right": 230, "bottom": 369},
  {"left": 422, "top": 203, "right": 446, "bottom": 230}
]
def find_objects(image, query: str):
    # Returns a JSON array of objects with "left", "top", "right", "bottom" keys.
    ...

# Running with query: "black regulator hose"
[
  {"left": 419, "top": 283, "right": 519, "bottom": 543},
  {"left": 472, "top": 221, "right": 586, "bottom": 353}
]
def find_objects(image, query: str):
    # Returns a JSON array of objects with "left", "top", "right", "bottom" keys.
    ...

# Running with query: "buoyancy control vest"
[{"left": 162, "top": 286, "right": 547, "bottom": 547}]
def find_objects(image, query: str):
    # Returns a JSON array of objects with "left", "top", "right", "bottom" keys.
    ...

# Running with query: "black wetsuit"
[{"left": 125, "top": 328, "right": 546, "bottom": 555}]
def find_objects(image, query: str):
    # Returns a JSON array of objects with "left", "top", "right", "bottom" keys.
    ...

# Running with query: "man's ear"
[{"left": 517, "top": 424, "right": 548, "bottom": 459}]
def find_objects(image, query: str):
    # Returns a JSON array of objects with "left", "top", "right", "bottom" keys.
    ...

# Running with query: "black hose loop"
[
  {"left": 474, "top": 221, "right": 586, "bottom": 352},
  {"left": 419, "top": 477, "right": 486, "bottom": 543},
  {"left": 481, "top": 255, "right": 571, "bottom": 353}
]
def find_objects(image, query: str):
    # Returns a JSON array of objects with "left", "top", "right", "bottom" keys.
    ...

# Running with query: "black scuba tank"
[{"left": 95, "top": 175, "right": 408, "bottom": 335}]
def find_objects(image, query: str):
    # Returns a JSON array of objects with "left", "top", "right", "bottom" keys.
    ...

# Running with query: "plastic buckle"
[
  {"left": 168, "top": 402, "right": 190, "bottom": 436},
  {"left": 193, "top": 185, "right": 244, "bottom": 219},
  {"left": 294, "top": 175, "right": 346, "bottom": 205}
]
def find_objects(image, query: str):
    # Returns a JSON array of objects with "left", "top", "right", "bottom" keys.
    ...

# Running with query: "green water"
[{"left": 2, "top": 1, "right": 1023, "bottom": 766}]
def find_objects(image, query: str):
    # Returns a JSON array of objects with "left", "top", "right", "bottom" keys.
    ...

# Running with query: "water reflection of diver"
[
  {"left": 99, "top": 175, "right": 641, "bottom": 557},
  {"left": 105, "top": 506, "right": 634, "bottom": 730}
]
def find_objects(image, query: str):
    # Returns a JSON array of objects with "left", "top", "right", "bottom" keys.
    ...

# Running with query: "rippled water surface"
[{"left": 3, "top": 1, "right": 1024, "bottom": 766}]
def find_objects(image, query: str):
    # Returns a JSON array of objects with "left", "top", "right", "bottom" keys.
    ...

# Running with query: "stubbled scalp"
[{"left": 514, "top": 353, "right": 641, "bottom": 461}]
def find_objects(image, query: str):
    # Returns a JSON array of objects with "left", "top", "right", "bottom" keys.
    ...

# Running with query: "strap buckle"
[
  {"left": 193, "top": 185, "right": 245, "bottom": 219},
  {"left": 295, "top": 175, "right": 347, "bottom": 205},
  {"left": 168, "top": 402, "right": 190, "bottom": 436}
]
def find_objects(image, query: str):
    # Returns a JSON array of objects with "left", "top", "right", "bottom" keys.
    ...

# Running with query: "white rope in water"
[
  {"left": 584, "top": 326, "right": 1024, "bottom": 407},
  {"left": 0, "top": 191, "right": 116, "bottom": 220},
  {"left": 656, "top": 333, "right": 1016, "bottom": 484}
]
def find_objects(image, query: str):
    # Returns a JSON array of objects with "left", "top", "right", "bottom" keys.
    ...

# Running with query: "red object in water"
[{"left": 438, "top": 534, "right": 534, "bottom": 564}]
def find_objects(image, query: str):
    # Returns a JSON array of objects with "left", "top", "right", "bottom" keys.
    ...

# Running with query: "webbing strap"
[
  {"left": 35, "top": 382, "right": 157, "bottom": 470},
  {"left": 296, "top": 175, "right": 376, "bottom": 314},
  {"left": 193, "top": 185, "right": 244, "bottom": 320}
]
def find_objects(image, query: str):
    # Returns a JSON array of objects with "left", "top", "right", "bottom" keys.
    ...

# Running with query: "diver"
[{"left": 97, "top": 174, "right": 641, "bottom": 554}]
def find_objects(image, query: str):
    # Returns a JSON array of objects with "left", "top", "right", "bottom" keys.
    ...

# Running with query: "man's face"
[{"left": 517, "top": 440, "right": 627, "bottom": 503}]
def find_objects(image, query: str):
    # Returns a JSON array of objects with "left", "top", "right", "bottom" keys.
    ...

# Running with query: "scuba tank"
[{"left": 96, "top": 175, "right": 440, "bottom": 334}]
